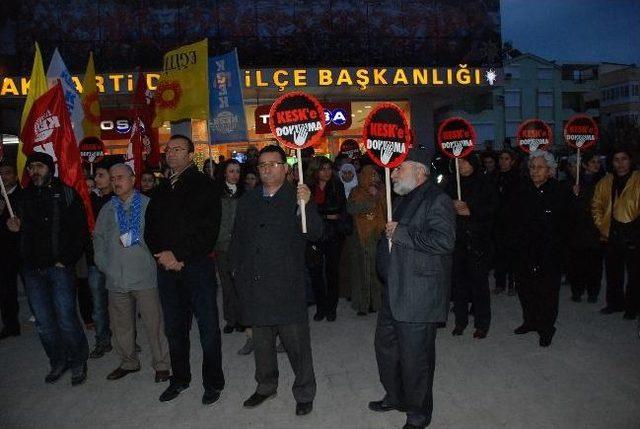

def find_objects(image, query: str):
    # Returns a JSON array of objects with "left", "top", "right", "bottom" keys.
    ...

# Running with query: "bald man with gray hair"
[{"left": 93, "top": 163, "right": 170, "bottom": 383}]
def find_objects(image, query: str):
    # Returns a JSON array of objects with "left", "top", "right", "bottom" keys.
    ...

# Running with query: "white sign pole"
[
  {"left": 576, "top": 147, "right": 581, "bottom": 188},
  {"left": 0, "top": 174, "right": 15, "bottom": 218},
  {"left": 385, "top": 167, "right": 393, "bottom": 252},
  {"left": 297, "top": 148, "right": 307, "bottom": 233},
  {"left": 455, "top": 158, "right": 462, "bottom": 200}
]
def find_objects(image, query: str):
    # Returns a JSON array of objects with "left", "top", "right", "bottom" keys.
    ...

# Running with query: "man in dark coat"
[
  {"left": 511, "top": 150, "right": 571, "bottom": 347},
  {"left": 7, "top": 152, "right": 89, "bottom": 385},
  {"left": 493, "top": 149, "right": 521, "bottom": 295},
  {"left": 0, "top": 161, "right": 22, "bottom": 340},
  {"left": 144, "top": 135, "right": 224, "bottom": 405},
  {"left": 447, "top": 154, "right": 499, "bottom": 338},
  {"left": 371, "top": 146, "right": 456, "bottom": 429},
  {"left": 230, "top": 145, "right": 323, "bottom": 417}
]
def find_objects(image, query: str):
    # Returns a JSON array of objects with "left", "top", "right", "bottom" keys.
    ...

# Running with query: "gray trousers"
[
  {"left": 109, "top": 288, "right": 170, "bottom": 371},
  {"left": 253, "top": 322, "right": 316, "bottom": 403},
  {"left": 374, "top": 292, "right": 437, "bottom": 427}
]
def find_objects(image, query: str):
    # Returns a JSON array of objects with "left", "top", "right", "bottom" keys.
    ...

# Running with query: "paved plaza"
[{"left": 1, "top": 284, "right": 639, "bottom": 429}]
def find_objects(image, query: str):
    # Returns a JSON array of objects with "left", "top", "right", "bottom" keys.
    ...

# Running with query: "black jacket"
[
  {"left": 0, "top": 185, "right": 21, "bottom": 268},
  {"left": 495, "top": 169, "right": 522, "bottom": 243},
  {"left": 447, "top": 172, "right": 499, "bottom": 263},
  {"left": 511, "top": 178, "right": 571, "bottom": 277},
  {"left": 376, "top": 181, "right": 456, "bottom": 323},
  {"left": 230, "top": 182, "right": 323, "bottom": 326},
  {"left": 145, "top": 164, "right": 221, "bottom": 264},
  {"left": 15, "top": 178, "right": 88, "bottom": 269},
  {"left": 567, "top": 172, "right": 603, "bottom": 250},
  {"left": 312, "top": 177, "right": 349, "bottom": 241}
]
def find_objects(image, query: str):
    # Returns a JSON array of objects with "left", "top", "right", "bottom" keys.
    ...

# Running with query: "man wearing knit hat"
[
  {"left": 370, "top": 145, "right": 456, "bottom": 429},
  {"left": 6, "top": 151, "right": 90, "bottom": 386}
]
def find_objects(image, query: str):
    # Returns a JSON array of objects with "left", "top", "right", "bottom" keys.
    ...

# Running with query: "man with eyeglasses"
[
  {"left": 230, "top": 145, "right": 323, "bottom": 417},
  {"left": 144, "top": 134, "right": 224, "bottom": 405}
]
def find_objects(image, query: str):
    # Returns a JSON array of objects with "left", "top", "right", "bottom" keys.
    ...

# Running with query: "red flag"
[
  {"left": 132, "top": 70, "right": 160, "bottom": 168},
  {"left": 20, "top": 83, "right": 95, "bottom": 231},
  {"left": 125, "top": 118, "right": 144, "bottom": 189}
]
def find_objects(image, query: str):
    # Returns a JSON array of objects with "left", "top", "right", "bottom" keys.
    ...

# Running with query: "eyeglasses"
[{"left": 257, "top": 161, "right": 286, "bottom": 170}]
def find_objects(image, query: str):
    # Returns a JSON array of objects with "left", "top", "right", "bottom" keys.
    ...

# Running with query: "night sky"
[{"left": 501, "top": 0, "right": 640, "bottom": 65}]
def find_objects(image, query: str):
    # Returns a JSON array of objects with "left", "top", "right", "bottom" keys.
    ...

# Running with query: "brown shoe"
[
  {"left": 106, "top": 367, "right": 140, "bottom": 380},
  {"left": 155, "top": 370, "right": 170, "bottom": 383}
]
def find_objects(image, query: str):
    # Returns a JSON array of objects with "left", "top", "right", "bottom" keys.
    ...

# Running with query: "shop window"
[
  {"left": 505, "top": 90, "right": 521, "bottom": 107},
  {"left": 538, "top": 91, "right": 554, "bottom": 108}
]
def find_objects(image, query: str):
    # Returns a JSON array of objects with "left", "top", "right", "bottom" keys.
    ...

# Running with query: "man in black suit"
[
  {"left": 371, "top": 146, "right": 456, "bottom": 429},
  {"left": 230, "top": 145, "right": 323, "bottom": 417}
]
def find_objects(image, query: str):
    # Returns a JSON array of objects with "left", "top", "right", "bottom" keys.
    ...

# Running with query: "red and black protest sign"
[
  {"left": 564, "top": 115, "right": 598, "bottom": 150},
  {"left": 268, "top": 91, "right": 325, "bottom": 149},
  {"left": 363, "top": 103, "right": 411, "bottom": 169},
  {"left": 437, "top": 117, "right": 476, "bottom": 159},
  {"left": 516, "top": 119, "right": 553, "bottom": 153},
  {"left": 79, "top": 136, "right": 105, "bottom": 164}
]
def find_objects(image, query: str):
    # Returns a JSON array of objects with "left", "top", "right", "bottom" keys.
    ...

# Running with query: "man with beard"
[
  {"left": 371, "top": 146, "right": 456, "bottom": 429},
  {"left": 6, "top": 152, "right": 89, "bottom": 385}
]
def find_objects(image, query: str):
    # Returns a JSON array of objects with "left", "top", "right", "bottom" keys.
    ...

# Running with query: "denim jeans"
[
  {"left": 88, "top": 265, "right": 110, "bottom": 346},
  {"left": 157, "top": 256, "right": 224, "bottom": 391},
  {"left": 23, "top": 266, "right": 89, "bottom": 369}
]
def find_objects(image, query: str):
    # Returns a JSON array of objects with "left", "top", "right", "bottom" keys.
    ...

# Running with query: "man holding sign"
[
  {"left": 372, "top": 146, "right": 455, "bottom": 429},
  {"left": 230, "top": 145, "right": 323, "bottom": 417}
]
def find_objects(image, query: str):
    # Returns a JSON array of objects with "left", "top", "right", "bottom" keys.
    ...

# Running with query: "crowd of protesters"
[{"left": 1, "top": 134, "right": 639, "bottom": 428}]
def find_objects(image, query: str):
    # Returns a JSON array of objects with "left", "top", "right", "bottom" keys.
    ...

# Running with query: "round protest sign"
[
  {"left": 437, "top": 117, "right": 476, "bottom": 159},
  {"left": 268, "top": 91, "right": 326, "bottom": 149},
  {"left": 516, "top": 119, "right": 553, "bottom": 153},
  {"left": 362, "top": 103, "right": 411, "bottom": 169},
  {"left": 79, "top": 136, "right": 105, "bottom": 164},
  {"left": 564, "top": 115, "right": 598, "bottom": 150}
]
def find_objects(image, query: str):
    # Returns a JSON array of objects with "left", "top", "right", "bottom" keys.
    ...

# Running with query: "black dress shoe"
[
  {"left": 403, "top": 423, "right": 426, "bottom": 429},
  {"left": 473, "top": 329, "right": 488, "bottom": 339},
  {"left": 155, "top": 370, "right": 170, "bottom": 383},
  {"left": 71, "top": 364, "right": 88, "bottom": 386},
  {"left": 451, "top": 326, "right": 464, "bottom": 336},
  {"left": 539, "top": 327, "right": 556, "bottom": 347},
  {"left": 600, "top": 306, "right": 624, "bottom": 314},
  {"left": 202, "top": 389, "right": 222, "bottom": 405},
  {"left": 235, "top": 324, "right": 246, "bottom": 332},
  {"left": 326, "top": 313, "right": 337, "bottom": 322},
  {"left": 159, "top": 384, "right": 189, "bottom": 402},
  {"left": 223, "top": 324, "right": 234, "bottom": 334},
  {"left": 368, "top": 399, "right": 405, "bottom": 412},
  {"left": 296, "top": 401, "right": 313, "bottom": 416},
  {"left": 0, "top": 328, "right": 20, "bottom": 340},
  {"left": 243, "top": 391, "right": 276, "bottom": 408},
  {"left": 357, "top": 311, "right": 367, "bottom": 316},
  {"left": 313, "top": 312, "right": 325, "bottom": 321},
  {"left": 107, "top": 367, "right": 140, "bottom": 380},
  {"left": 514, "top": 325, "right": 536, "bottom": 335},
  {"left": 623, "top": 312, "right": 637, "bottom": 320},
  {"left": 45, "top": 364, "right": 70, "bottom": 384},
  {"left": 89, "top": 343, "right": 112, "bottom": 359}
]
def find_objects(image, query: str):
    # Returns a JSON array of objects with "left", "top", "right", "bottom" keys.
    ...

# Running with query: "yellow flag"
[
  {"left": 153, "top": 38, "right": 209, "bottom": 127},
  {"left": 81, "top": 52, "right": 102, "bottom": 139},
  {"left": 18, "top": 42, "right": 48, "bottom": 179}
]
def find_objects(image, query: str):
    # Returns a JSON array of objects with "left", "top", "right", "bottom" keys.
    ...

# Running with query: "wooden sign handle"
[{"left": 297, "top": 148, "right": 307, "bottom": 234}]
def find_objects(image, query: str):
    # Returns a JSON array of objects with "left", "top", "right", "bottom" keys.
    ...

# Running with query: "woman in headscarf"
[
  {"left": 347, "top": 165, "right": 386, "bottom": 315},
  {"left": 339, "top": 163, "right": 358, "bottom": 198}
]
